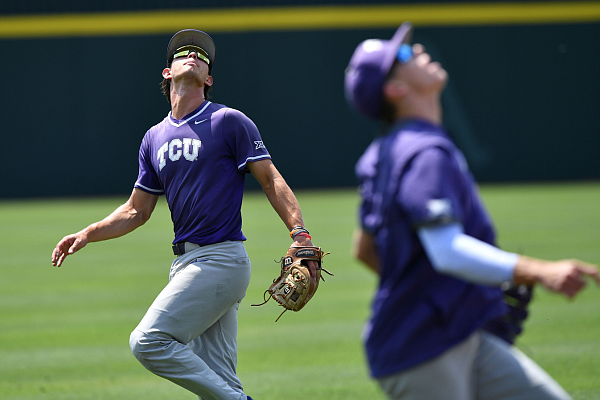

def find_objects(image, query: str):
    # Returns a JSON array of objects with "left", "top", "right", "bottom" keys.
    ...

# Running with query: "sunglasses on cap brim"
[{"left": 170, "top": 45, "right": 210, "bottom": 66}]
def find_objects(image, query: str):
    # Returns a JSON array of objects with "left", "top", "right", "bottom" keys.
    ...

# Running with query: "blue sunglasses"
[{"left": 397, "top": 44, "right": 414, "bottom": 64}]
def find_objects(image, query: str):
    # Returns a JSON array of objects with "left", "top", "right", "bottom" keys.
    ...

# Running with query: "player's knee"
[
  {"left": 129, "top": 329, "right": 173, "bottom": 367},
  {"left": 129, "top": 329, "right": 149, "bottom": 361}
]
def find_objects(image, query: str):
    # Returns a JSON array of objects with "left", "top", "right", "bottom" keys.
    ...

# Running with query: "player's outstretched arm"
[
  {"left": 514, "top": 256, "right": 600, "bottom": 299},
  {"left": 51, "top": 188, "right": 159, "bottom": 267}
]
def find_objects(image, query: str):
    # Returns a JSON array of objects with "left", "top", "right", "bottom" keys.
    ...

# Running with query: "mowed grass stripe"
[{"left": 0, "top": 182, "right": 598, "bottom": 399}]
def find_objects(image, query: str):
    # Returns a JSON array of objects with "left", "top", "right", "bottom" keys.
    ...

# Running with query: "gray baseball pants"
[
  {"left": 378, "top": 330, "right": 572, "bottom": 400},
  {"left": 129, "top": 241, "right": 252, "bottom": 400}
]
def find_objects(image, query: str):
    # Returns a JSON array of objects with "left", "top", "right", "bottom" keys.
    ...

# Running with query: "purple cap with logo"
[{"left": 344, "top": 22, "right": 413, "bottom": 119}]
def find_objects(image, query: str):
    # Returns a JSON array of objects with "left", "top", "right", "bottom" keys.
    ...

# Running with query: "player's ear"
[
  {"left": 162, "top": 68, "right": 172, "bottom": 80},
  {"left": 205, "top": 75, "right": 213, "bottom": 87},
  {"left": 382, "top": 78, "right": 409, "bottom": 102}
]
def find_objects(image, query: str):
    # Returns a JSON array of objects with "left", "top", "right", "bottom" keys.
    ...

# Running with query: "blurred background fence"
[{"left": 1, "top": 0, "right": 599, "bottom": 198}]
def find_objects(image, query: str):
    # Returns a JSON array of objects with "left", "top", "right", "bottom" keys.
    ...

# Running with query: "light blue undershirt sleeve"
[{"left": 417, "top": 222, "right": 518, "bottom": 286}]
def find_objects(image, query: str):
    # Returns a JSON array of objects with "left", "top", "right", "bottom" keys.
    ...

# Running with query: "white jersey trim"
[
  {"left": 135, "top": 182, "right": 164, "bottom": 194},
  {"left": 168, "top": 101, "right": 212, "bottom": 128},
  {"left": 237, "top": 154, "right": 271, "bottom": 170}
]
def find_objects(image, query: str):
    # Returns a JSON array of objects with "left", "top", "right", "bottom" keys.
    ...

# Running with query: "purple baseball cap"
[
  {"left": 166, "top": 29, "right": 216, "bottom": 70},
  {"left": 344, "top": 22, "right": 413, "bottom": 119}
]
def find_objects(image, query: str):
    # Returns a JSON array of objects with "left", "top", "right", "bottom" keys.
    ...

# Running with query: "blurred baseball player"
[
  {"left": 345, "top": 22, "right": 600, "bottom": 400},
  {"left": 51, "top": 29, "right": 319, "bottom": 400}
]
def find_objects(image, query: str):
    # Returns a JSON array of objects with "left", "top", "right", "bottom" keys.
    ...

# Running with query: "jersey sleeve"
[
  {"left": 222, "top": 109, "right": 271, "bottom": 172},
  {"left": 134, "top": 132, "right": 164, "bottom": 195},
  {"left": 398, "top": 146, "right": 465, "bottom": 228}
]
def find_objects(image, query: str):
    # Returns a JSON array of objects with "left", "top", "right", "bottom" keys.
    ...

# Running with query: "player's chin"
[
  {"left": 432, "top": 67, "right": 448, "bottom": 89},
  {"left": 427, "top": 61, "right": 446, "bottom": 76},
  {"left": 440, "top": 71, "right": 449, "bottom": 88}
]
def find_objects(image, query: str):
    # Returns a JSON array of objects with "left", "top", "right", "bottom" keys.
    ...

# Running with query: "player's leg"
[
  {"left": 187, "top": 301, "right": 243, "bottom": 394},
  {"left": 129, "top": 241, "right": 252, "bottom": 400},
  {"left": 474, "top": 331, "right": 572, "bottom": 400},
  {"left": 376, "top": 332, "right": 479, "bottom": 399}
]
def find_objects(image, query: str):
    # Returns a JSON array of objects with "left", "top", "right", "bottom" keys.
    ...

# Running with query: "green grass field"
[{"left": 1, "top": 182, "right": 599, "bottom": 400}]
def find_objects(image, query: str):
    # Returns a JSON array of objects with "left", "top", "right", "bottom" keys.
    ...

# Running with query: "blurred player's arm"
[
  {"left": 353, "top": 228, "right": 379, "bottom": 273},
  {"left": 513, "top": 255, "right": 600, "bottom": 298},
  {"left": 418, "top": 222, "right": 600, "bottom": 298},
  {"left": 248, "top": 159, "right": 313, "bottom": 247},
  {"left": 51, "top": 188, "right": 159, "bottom": 267}
]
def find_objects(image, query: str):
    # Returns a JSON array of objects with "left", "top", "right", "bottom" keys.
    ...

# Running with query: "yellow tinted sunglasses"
[{"left": 171, "top": 45, "right": 210, "bottom": 65}]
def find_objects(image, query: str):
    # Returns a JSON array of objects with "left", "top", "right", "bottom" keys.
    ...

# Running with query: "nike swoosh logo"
[{"left": 194, "top": 118, "right": 208, "bottom": 125}]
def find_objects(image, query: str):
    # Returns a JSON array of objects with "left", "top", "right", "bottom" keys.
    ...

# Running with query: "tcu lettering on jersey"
[{"left": 157, "top": 138, "right": 201, "bottom": 171}]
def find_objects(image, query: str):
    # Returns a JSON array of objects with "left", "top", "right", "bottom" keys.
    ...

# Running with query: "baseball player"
[
  {"left": 51, "top": 29, "right": 318, "bottom": 400},
  {"left": 345, "top": 22, "right": 599, "bottom": 400}
]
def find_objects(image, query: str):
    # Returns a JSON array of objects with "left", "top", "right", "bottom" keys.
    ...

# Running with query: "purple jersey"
[
  {"left": 135, "top": 101, "right": 271, "bottom": 245},
  {"left": 355, "top": 119, "right": 506, "bottom": 378}
]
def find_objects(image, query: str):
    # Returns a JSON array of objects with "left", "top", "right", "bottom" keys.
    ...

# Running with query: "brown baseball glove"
[{"left": 252, "top": 246, "right": 332, "bottom": 321}]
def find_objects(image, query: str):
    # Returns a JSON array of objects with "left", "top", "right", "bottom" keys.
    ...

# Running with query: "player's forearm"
[
  {"left": 262, "top": 174, "right": 305, "bottom": 231},
  {"left": 417, "top": 224, "right": 600, "bottom": 297},
  {"left": 513, "top": 255, "right": 600, "bottom": 299},
  {"left": 513, "top": 256, "right": 591, "bottom": 287},
  {"left": 512, "top": 256, "right": 544, "bottom": 286},
  {"left": 83, "top": 203, "right": 150, "bottom": 243}
]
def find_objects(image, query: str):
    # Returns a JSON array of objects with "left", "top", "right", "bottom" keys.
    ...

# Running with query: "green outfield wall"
[{"left": 1, "top": 2, "right": 599, "bottom": 198}]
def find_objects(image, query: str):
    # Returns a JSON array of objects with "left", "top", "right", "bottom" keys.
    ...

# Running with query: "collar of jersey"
[{"left": 168, "top": 101, "right": 212, "bottom": 127}]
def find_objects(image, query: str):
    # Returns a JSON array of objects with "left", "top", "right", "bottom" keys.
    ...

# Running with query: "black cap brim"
[{"left": 166, "top": 29, "right": 216, "bottom": 69}]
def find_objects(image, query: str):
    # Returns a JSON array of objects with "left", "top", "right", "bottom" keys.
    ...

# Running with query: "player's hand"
[
  {"left": 51, "top": 232, "right": 89, "bottom": 267},
  {"left": 292, "top": 235, "right": 313, "bottom": 248},
  {"left": 291, "top": 236, "right": 318, "bottom": 272},
  {"left": 536, "top": 259, "right": 600, "bottom": 298}
]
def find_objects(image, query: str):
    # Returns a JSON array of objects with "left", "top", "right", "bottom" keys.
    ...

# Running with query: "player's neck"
[
  {"left": 395, "top": 95, "right": 442, "bottom": 126},
  {"left": 170, "top": 88, "right": 206, "bottom": 120}
]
